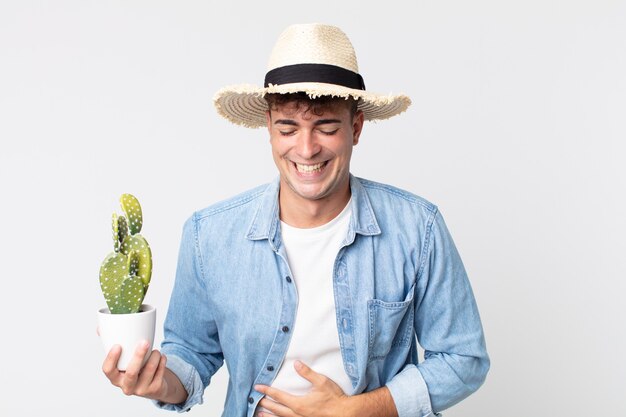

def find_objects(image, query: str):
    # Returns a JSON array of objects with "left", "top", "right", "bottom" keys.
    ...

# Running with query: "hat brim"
[{"left": 213, "top": 82, "right": 411, "bottom": 128}]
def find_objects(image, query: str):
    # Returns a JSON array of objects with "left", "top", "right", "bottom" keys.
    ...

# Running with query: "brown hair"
[{"left": 265, "top": 92, "right": 359, "bottom": 118}]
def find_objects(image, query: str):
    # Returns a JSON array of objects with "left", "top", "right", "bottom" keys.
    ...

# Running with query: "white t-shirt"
[{"left": 270, "top": 201, "right": 354, "bottom": 397}]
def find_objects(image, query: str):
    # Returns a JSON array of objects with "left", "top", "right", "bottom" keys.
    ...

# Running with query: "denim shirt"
[{"left": 155, "top": 175, "right": 489, "bottom": 417}]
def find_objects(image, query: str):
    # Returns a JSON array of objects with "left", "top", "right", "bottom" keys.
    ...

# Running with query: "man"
[{"left": 102, "top": 23, "right": 489, "bottom": 417}]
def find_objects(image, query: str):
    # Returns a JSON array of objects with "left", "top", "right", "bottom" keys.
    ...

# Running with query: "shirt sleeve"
[
  {"left": 153, "top": 354, "right": 205, "bottom": 412},
  {"left": 386, "top": 365, "right": 440, "bottom": 417},
  {"left": 152, "top": 214, "right": 225, "bottom": 412},
  {"left": 387, "top": 209, "right": 490, "bottom": 416}
]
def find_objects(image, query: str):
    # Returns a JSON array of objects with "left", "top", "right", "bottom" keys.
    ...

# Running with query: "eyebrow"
[
  {"left": 274, "top": 119, "right": 298, "bottom": 126},
  {"left": 274, "top": 119, "right": 342, "bottom": 126}
]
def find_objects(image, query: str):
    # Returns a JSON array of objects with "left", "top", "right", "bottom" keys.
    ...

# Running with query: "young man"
[{"left": 102, "top": 24, "right": 489, "bottom": 417}]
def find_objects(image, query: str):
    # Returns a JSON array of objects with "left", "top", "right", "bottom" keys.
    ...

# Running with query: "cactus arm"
[
  {"left": 99, "top": 252, "right": 130, "bottom": 313},
  {"left": 112, "top": 214, "right": 129, "bottom": 252},
  {"left": 120, "top": 235, "right": 152, "bottom": 288},
  {"left": 118, "top": 215, "right": 129, "bottom": 244},
  {"left": 99, "top": 251, "right": 146, "bottom": 314},
  {"left": 117, "top": 274, "right": 145, "bottom": 314},
  {"left": 112, "top": 214, "right": 120, "bottom": 252},
  {"left": 111, "top": 250, "right": 146, "bottom": 313},
  {"left": 128, "top": 249, "right": 139, "bottom": 276},
  {"left": 120, "top": 194, "right": 143, "bottom": 235}
]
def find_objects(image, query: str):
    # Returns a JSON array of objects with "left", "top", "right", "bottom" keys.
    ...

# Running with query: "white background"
[{"left": 1, "top": 1, "right": 625, "bottom": 416}]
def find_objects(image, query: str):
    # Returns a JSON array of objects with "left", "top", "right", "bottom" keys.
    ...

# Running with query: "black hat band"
[{"left": 264, "top": 63, "right": 366, "bottom": 90}]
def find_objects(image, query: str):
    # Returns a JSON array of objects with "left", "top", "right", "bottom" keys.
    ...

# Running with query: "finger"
[
  {"left": 258, "top": 412, "right": 279, "bottom": 417},
  {"left": 121, "top": 340, "right": 150, "bottom": 390},
  {"left": 294, "top": 360, "right": 325, "bottom": 386},
  {"left": 96, "top": 326, "right": 100, "bottom": 336},
  {"left": 258, "top": 397, "right": 297, "bottom": 417},
  {"left": 152, "top": 354, "right": 167, "bottom": 387},
  {"left": 102, "top": 345, "right": 123, "bottom": 384},
  {"left": 136, "top": 349, "right": 162, "bottom": 388},
  {"left": 255, "top": 384, "right": 298, "bottom": 408},
  {"left": 146, "top": 353, "right": 167, "bottom": 397}
]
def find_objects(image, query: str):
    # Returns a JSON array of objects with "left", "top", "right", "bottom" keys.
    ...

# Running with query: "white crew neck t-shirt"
[{"left": 269, "top": 201, "right": 354, "bottom": 399}]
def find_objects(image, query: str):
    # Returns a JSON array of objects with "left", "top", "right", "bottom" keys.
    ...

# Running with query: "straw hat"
[{"left": 213, "top": 23, "right": 411, "bottom": 128}]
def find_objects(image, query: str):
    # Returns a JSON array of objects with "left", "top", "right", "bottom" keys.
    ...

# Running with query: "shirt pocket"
[{"left": 367, "top": 286, "right": 415, "bottom": 362}]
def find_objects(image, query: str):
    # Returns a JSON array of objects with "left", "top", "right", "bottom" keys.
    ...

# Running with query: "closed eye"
[{"left": 319, "top": 129, "right": 339, "bottom": 135}]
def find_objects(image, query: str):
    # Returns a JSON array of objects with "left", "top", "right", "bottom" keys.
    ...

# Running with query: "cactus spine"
[{"left": 100, "top": 194, "right": 152, "bottom": 314}]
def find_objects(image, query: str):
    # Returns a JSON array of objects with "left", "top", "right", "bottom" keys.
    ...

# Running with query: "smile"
[{"left": 294, "top": 161, "right": 328, "bottom": 173}]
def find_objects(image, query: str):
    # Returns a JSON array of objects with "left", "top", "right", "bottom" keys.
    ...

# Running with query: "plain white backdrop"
[{"left": 1, "top": 1, "right": 624, "bottom": 416}]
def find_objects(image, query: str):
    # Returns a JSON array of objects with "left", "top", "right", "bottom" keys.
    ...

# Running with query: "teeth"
[{"left": 296, "top": 162, "right": 325, "bottom": 173}]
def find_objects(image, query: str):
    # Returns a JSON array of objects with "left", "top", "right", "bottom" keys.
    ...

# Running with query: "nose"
[{"left": 296, "top": 129, "right": 321, "bottom": 159}]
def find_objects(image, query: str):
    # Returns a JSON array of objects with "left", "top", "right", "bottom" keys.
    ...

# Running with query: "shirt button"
[
  {"left": 267, "top": 365, "right": 274, "bottom": 371},
  {"left": 248, "top": 396, "right": 254, "bottom": 404},
  {"left": 282, "top": 326, "right": 290, "bottom": 333},
  {"left": 285, "top": 276, "right": 292, "bottom": 283}
]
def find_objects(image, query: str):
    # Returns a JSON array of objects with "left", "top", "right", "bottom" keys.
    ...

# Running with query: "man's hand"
[
  {"left": 102, "top": 341, "right": 188, "bottom": 405},
  {"left": 255, "top": 360, "right": 399, "bottom": 417},
  {"left": 102, "top": 341, "right": 170, "bottom": 400},
  {"left": 255, "top": 360, "right": 350, "bottom": 417}
]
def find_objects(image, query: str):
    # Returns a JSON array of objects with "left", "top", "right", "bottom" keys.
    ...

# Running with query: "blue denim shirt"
[{"left": 155, "top": 175, "right": 489, "bottom": 417}]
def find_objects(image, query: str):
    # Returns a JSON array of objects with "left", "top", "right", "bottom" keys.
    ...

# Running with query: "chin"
[{"left": 294, "top": 189, "right": 327, "bottom": 201}]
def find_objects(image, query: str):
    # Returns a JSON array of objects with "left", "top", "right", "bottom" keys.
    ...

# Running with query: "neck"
[{"left": 279, "top": 182, "right": 351, "bottom": 229}]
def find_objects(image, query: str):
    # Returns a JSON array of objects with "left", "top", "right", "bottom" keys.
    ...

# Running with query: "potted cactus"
[{"left": 97, "top": 193, "right": 156, "bottom": 370}]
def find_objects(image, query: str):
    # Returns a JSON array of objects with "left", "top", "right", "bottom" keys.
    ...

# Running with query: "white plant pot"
[{"left": 97, "top": 304, "right": 156, "bottom": 371}]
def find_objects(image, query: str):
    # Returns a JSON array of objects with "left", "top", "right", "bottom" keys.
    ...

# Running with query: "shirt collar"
[{"left": 246, "top": 174, "right": 381, "bottom": 248}]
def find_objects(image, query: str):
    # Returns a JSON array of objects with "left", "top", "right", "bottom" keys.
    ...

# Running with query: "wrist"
[
  {"left": 159, "top": 368, "right": 188, "bottom": 405},
  {"left": 335, "top": 394, "right": 355, "bottom": 417},
  {"left": 343, "top": 387, "right": 398, "bottom": 417}
]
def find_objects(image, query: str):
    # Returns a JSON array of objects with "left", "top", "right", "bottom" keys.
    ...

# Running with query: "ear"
[{"left": 352, "top": 110, "right": 364, "bottom": 146}]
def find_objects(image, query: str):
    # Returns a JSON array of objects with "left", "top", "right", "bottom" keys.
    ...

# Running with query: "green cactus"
[{"left": 100, "top": 194, "right": 152, "bottom": 314}]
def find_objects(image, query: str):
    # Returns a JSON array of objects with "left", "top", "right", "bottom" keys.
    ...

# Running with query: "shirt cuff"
[
  {"left": 152, "top": 354, "right": 204, "bottom": 412},
  {"left": 385, "top": 365, "right": 440, "bottom": 417}
]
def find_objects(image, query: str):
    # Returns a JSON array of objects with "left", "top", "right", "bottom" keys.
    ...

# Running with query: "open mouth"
[{"left": 294, "top": 161, "right": 328, "bottom": 174}]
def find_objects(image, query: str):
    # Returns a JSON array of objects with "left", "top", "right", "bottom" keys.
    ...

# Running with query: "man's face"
[{"left": 266, "top": 100, "right": 364, "bottom": 206}]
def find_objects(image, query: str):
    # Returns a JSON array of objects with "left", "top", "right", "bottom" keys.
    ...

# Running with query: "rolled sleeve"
[
  {"left": 153, "top": 355, "right": 204, "bottom": 412},
  {"left": 386, "top": 365, "right": 440, "bottom": 417}
]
